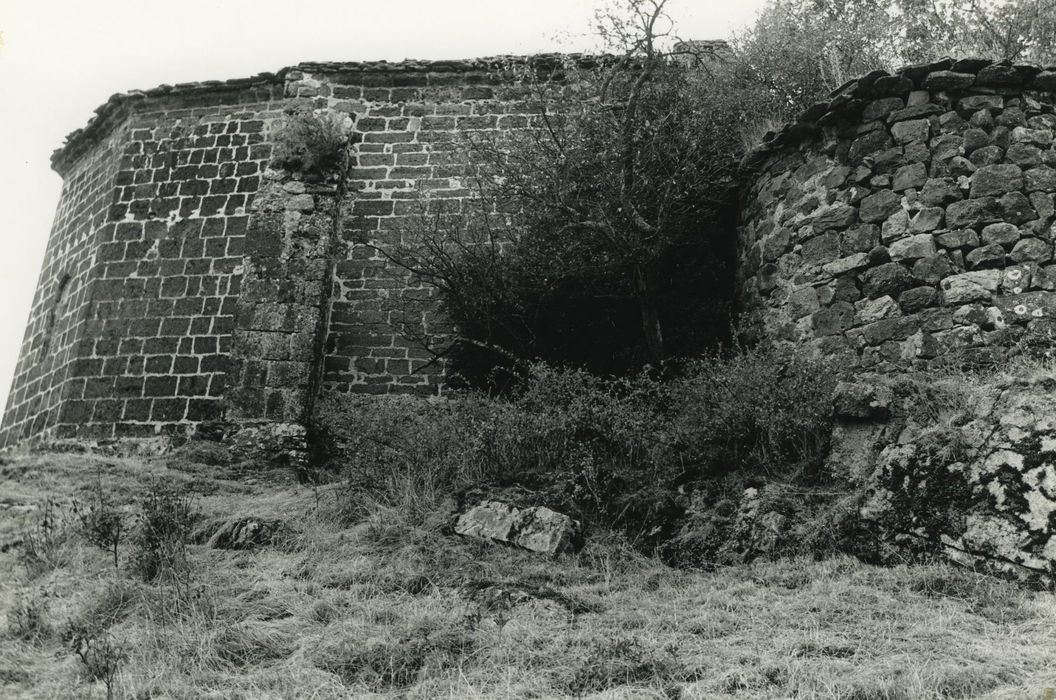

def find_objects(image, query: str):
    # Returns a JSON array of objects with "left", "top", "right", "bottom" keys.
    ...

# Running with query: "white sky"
[{"left": 0, "top": 0, "right": 766, "bottom": 410}]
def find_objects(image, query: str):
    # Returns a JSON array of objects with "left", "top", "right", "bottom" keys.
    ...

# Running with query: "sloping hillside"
[{"left": 0, "top": 449, "right": 1053, "bottom": 699}]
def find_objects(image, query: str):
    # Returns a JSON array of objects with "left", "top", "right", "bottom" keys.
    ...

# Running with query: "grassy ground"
[{"left": 0, "top": 449, "right": 1054, "bottom": 699}]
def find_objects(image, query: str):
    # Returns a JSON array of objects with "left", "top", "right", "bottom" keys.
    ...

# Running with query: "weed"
[
  {"left": 62, "top": 620, "right": 127, "bottom": 700},
  {"left": 6, "top": 590, "right": 50, "bottom": 643},
  {"left": 271, "top": 109, "right": 349, "bottom": 178},
  {"left": 566, "top": 637, "right": 683, "bottom": 696},
  {"left": 18, "top": 499, "right": 71, "bottom": 576},
  {"left": 80, "top": 579, "right": 139, "bottom": 631},
  {"left": 128, "top": 482, "right": 197, "bottom": 584},
  {"left": 314, "top": 627, "right": 476, "bottom": 691},
  {"left": 73, "top": 479, "right": 124, "bottom": 569}
]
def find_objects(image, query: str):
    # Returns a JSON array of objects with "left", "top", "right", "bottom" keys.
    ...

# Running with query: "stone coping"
[
  {"left": 740, "top": 58, "right": 1056, "bottom": 175},
  {"left": 50, "top": 54, "right": 614, "bottom": 176}
]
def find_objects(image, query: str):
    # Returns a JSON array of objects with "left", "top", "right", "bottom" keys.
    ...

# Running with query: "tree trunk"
[{"left": 634, "top": 265, "right": 664, "bottom": 365}]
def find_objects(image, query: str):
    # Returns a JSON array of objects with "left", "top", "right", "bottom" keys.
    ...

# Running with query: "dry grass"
[{"left": 0, "top": 450, "right": 1053, "bottom": 699}]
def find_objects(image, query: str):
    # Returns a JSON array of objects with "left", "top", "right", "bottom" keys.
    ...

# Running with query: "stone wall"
[
  {"left": 1, "top": 130, "right": 126, "bottom": 445},
  {"left": 0, "top": 57, "right": 585, "bottom": 447},
  {"left": 739, "top": 60, "right": 1056, "bottom": 370},
  {"left": 288, "top": 60, "right": 578, "bottom": 395}
]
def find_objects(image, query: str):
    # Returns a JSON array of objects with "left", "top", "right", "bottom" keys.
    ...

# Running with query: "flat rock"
[{"left": 455, "top": 500, "right": 582, "bottom": 555}]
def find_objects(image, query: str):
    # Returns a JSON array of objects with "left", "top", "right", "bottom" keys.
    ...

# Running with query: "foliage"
[
  {"left": 320, "top": 349, "right": 838, "bottom": 552},
  {"left": 669, "top": 349, "right": 838, "bottom": 477},
  {"left": 73, "top": 479, "right": 124, "bottom": 569},
  {"left": 18, "top": 499, "right": 71, "bottom": 576},
  {"left": 726, "top": 0, "right": 1056, "bottom": 133},
  {"left": 6, "top": 590, "right": 50, "bottom": 643},
  {"left": 271, "top": 108, "right": 349, "bottom": 178},
  {"left": 127, "top": 482, "right": 197, "bottom": 586},
  {"left": 384, "top": 0, "right": 742, "bottom": 383},
  {"left": 62, "top": 620, "right": 127, "bottom": 700},
  {"left": 566, "top": 637, "right": 684, "bottom": 695}
]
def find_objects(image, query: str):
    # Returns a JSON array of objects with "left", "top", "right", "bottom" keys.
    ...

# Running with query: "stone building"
[
  {"left": 6, "top": 54, "right": 1056, "bottom": 450},
  {"left": 0, "top": 55, "right": 598, "bottom": 447}
]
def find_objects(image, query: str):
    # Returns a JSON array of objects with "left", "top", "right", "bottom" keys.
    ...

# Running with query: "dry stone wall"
[{"left": 739, "top": 59, "right": 1056, "bottom": 370}]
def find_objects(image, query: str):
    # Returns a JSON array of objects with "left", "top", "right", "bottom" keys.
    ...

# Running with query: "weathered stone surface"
[
  {"left": 1006, "top": 143, "right": 1043, "bottom": 168},
  {"left": 1012, "top": 126, "right": 1054, "bottom": 146},
  {"left": 860, "top": 316, "right": 920, "bottom": 344},
  {"left": 840, "top": 224, "right": 879, "bottom": 254},
  {"left": 898, "top": 286, "right": 939, "bottom": 312},
  {"left": 862, "top": 97, "right": 905, "bottom": 122},
  {"left": 849, "top": 130, "right": 893, "bottom": 162},
  {"left": 940, "top": 270, "right": 1002, "bottom": 304},
  {"left": 859, "top": 189, "right": 902, "bottom": 223},
  {"left": 969, "top": 164, "right": 1023, "bottom": 198},
  {"left": 892, "top": 162, "right": 927, "bottom": 191},
  {"left": 823, "top": 253, "right": 871, "bottom": 276},
  {"left": 959, "top": 94, "right": 1004, "bottom": 112},
  {"left": 936, "top": 229, "right": 980, "bottom": 249},
  {"left": 966, "top": 244, "right": 1007, "bottom": 269},
  {"left": 1025, "top": 166, "right": 1056, "bottom": 193},
  {"left": 922, "top": 70, "right": 976, "bottom": 91},
  {"left": 962, "top": 128, "right": 990, "bottom": 154},
  {"left": 812, "top": 302, "right": 855, "bottom": 336},
  {"left": 946, "top": 197, "right": 1002, "bottom": 228},
  {"left": 844, "top": 375, "right": 1056, "bottom": 581},
  {"left": 788, "top": 286, "right": 820, "bottom": 318},
  {"left": 920, "top": 178, "right": 963, "bottom": 207},
  {"left": 1000, "top": 191, "right": 1037, "bottom": 224},
  {"left": 969, "top": 145, "right": 1004, "bottom": 166},
  {"left": 975, "top": 63, "right": 1024, "bottom": 87},
  {"left": 801, "top": 232, "right": 840, "bottom": 263},
  {"left": 980, "top": 222, "right": 1020, "bottom": 247},
  {"left": 455, "top": 501, "right": 582, "bottom": 555},
  {"left": 912, "top": 254, "right": 954, "bottom": 284},
  {"left": 1010, "top": 237, "right": 1053, "bottom": 263},
  {"left": 855, "top": 295, "right": 901, "bottom": 324},
  {"left": 891, "top": 118, "right": 930, "bottom": 145},
  {"left": 909, "top": 208, "right": 944, "bottom": 232},
  {"left": 810, "top": 203, "right": 858, "bottom": 232},
  {"left": 861, "top": 262, "right": 916, "bottom": 298},
  {"left": 888, "top": 103, "right": 943, "bottom": 123},
  {"left": 881, "top": 210, "right": 910, "bottom": 242},
  {"left": 889, "top": 233, "right": 937, "bottom": 261},
  {"left": 833, "top": 381, "right": 892, "bottom": 420}
]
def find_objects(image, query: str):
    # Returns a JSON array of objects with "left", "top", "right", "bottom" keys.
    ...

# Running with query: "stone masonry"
[
  {"left": 0, "top": 56, "right": 596, "bottom": 447},
  {"left": 739, "top": 59, "right": 1056, "bottom": 370},
  {"left": 8, "top": 54, "right": 1056, "bottom": 449}
]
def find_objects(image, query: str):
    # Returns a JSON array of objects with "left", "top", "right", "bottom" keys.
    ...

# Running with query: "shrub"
[
  {"left": 270, "top": 109, "right": 349, "bottom": 178},
  {"left": 6, "top": 591, "right": 50, "bottom": 643},
  {"left": 62, "top": 620, "right": 127, "bottom": 700},
  {"left": 18, "top": 499, "right": 71, "bottom": 576},
  {"left": 73, "top": 480, "right": 124, "bottom": 569},
  {"left": 320, "top": 348, "right": 839, "bottom": 557},
  {"left": 128, "top": 482, "right": 197, "bottom": 586},
  {"left": 667, "top": 348, "right": 838, "bottom": 478}
]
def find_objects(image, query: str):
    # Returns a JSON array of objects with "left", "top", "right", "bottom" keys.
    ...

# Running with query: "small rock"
[
  {"left": 890, "top": 233, "right": 937, "bottom": 261},
  {"left": 969, "top": 164, "right": 1023, "bottom": 198}
]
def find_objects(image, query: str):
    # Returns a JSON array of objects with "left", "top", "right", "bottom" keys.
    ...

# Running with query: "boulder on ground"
[
  {"left": 455, "top": 500, "right": 582, "bottom": 555},
  {"left": 191, "top": 517, "right": 290, "bottom": 550}
]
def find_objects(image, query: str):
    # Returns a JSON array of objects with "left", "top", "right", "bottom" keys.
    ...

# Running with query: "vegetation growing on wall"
[
  {"left": 386, "top": 0, "right": 745, "bottom": 386},
  {"left": 382, "top": 0, "right": 1056, "bottom": 387}
]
